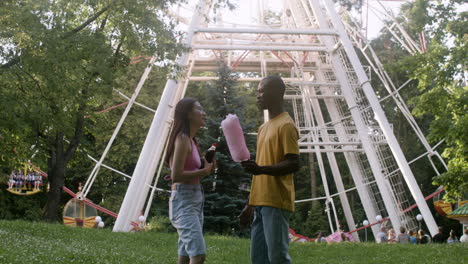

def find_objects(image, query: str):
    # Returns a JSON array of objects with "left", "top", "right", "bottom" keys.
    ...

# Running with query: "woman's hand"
[{"left": 202, "top": 158, "right": 216, "bottom": 177}]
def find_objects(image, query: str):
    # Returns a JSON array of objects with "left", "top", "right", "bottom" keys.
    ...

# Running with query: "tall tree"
[
  {"left": 0, "top": 0, "right": 182, "bottom": 221},
  {"left": 407, "top": 1, "right": 467, "bottom": 201},
  {"left": 186, "top": 61, "right": 258, "bottom": 234}
]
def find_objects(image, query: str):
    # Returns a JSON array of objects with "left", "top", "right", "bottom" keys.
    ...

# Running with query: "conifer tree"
[{"left": 187, "top": 61, "right": 257, "bottom": 234}]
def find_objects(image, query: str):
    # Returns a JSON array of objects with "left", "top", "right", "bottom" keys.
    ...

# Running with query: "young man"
[
  {"left": 396, "top": 226, "right": 410, "bottom": 244},
  {"left": 240, "top": 75, "right": 300, "bottom": 264}
]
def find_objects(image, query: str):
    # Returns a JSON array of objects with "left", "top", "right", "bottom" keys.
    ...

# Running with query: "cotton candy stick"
[{"left": 221, "top": 114, "right": 250, "bottom": 162}]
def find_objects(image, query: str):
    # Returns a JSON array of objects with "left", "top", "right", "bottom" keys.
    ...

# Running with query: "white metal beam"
[
  {"left": 310, "top": 0, "right": 402, "bottom": 237},
  {"left": 196, "top": 27, "right": 338, "bottom": 35},
  {"left": 192, "top": 44, "right": 328, "bottom": 52}
]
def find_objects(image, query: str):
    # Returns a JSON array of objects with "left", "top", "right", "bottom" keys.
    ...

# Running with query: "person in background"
[
  {"left": 34, "top": 172, "right": 42, "bottom": 190},
  {"left": 459, "top": 229, "right": 468, "bottom": 243},
  {"left": 407, "top": 229, "right": 417, "bottom": 244},
  {"left": 387, "top": 228, "right": 397, "bottom": 243},
  {"left": 447, "top": 230, "right": 459, "bottom": 244},
  {"left": 16, "top": 170, "right": 24, "bottom": 190},
  {"left": 315, "top": 232, "right": 327, "bottom": 243},
  {"left": 417, "top": 229, "right": 429, "bottom": 244},
  {"left": 376, "top": 226, "right": 388, "bottom": 244},
  {"left": 432, "top": 226, "right": 446, "bottom": 243},
  {"left": 166, "top": 98, "right": 215, "bottom": 264},
  {"left": 340, "top": 232, "right": 349, "bottom": 242},
  {"left": 396, "top": 226, "right": 409, "bottom": 244},
  {"left": 8, "top": 171, "right": 16, "bottom": 189},
  {"left": 239, "top": 76, "right": 300, "bottom": 264}
]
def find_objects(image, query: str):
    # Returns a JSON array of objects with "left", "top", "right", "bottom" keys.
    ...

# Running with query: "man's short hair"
[{"left": 262, "top": 75, "right": 286, "bottom": 97}]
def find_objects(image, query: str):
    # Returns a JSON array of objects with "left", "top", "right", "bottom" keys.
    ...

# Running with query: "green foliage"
[
  {"left": 401, "top": 0, "right": 430, "bottom": 33},
  {"left": 186, "top": 61, "right": 259, "bottom": 234},
  {"left": 290, "top": 201, "right": 330, "bottom": 239},
  {"left": 336, "top": 0, "right": 363, "bottom": 11},
  {"left": 289, "top": 154, "right": 328, "bottom": 237},
  {"left": 1, "top": 220, "right": 467, "bottom": 264},
  {"left": 304, "top": 204, "right": 330, "bottom": 236},
  {"left": 0, "top": 0, "right": 183, "bottom": 220},
  {"left": 0, "top": 190, "right": 45, "bottom": 221},
  {"left": 146, "top": 215, "right": 175, "bottom": 233},
  {"left": 366, "top": 11, "right": 441, "bottom": 203},
  {"left": 408, "top": 4, "right": 468, "bottom": 201},
  {"left": 359, "top": 0, "right": 467, "bottom": 204}
]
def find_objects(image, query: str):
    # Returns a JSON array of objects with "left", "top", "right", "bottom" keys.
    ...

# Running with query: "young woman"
[
  {"left": 387, "top": 228, "right": 397, "bottom": 243},
  {"left": 417, "top": 229, "right": 429, "bottom": 244},
  {"left": 447, "top": 230, "right": 459, "bottom": 244},
  {"left": 166, "top": 98, "right": 215, "bottom": 264}
]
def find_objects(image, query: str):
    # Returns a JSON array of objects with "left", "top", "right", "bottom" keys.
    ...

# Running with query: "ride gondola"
[{"left": 6, "top": 163, "right": 46, "bottom": 196}]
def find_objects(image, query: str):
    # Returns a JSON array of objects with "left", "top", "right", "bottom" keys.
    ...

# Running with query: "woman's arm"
[{"left": 171, "top": 134, "right": 213, "bottom": 182}]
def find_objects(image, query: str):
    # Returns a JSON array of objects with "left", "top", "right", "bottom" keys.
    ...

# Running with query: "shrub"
[{"left": 146, "top": 215, "right": 175, "bottom": 233}]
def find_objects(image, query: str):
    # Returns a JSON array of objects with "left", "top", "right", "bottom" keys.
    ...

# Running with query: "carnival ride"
[
  {"left": 107, "top": 0, "right": 447, "bottom": 239},
  {"left": 6, "top": 162, "right": 45, "bottom": 196},
  {"left": 62, "top": 183, "right": 103, "bottom": 228},
  {"left": 5, "top": 0, "right": 456, "bottom": 239},
  {"left": 433, "top": 187, "right": 468, "bottom": 217},
  {"left": 63, "top": 196, "right": 98, "bottom": 228}
]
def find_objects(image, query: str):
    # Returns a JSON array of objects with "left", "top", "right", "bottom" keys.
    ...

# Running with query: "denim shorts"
[{"left": 169, "top": 184, "right": 206, "bottom": 257}]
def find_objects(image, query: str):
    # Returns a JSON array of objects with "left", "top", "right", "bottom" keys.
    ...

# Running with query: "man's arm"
[
  {"left": 241, "top": 153, "right": 300, "bottom": 176},
  {"left": 238, "top": 204, "right": 254, "bottom": 231}
]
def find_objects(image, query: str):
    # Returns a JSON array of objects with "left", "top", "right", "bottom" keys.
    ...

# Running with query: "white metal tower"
[{"left": 110, "top": 0, "right": 439, "bottom": 238}]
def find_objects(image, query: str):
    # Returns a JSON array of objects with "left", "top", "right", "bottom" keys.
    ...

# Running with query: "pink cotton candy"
[{"left": 221, "top": 114, "right": 250, "bottom": 162}]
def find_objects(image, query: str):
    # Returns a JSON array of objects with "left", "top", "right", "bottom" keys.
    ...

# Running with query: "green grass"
[{"left": 0, "top": 220, "right": 466, "bottom": 264}]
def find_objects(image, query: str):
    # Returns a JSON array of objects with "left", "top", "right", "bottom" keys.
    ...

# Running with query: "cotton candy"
[{"left": 221, "top": 114, "right": 250, "bottom": 162}]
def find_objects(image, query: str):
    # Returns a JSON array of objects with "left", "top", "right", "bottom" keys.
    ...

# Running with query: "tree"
[
  {"left": 337, "top": 0, "right": 363, "bottom": 11},
  {"left": 0, "top": 0, "right": 182, "bottom": 221},
  {"left": 406, "top": 1, "right": 467, "bottom": 201},
  {"left": 186, "top": 61, "right": 259, "bottom": 234}
]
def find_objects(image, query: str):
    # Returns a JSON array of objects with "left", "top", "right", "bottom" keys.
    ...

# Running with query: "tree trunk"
[
  {"left": 309, "top": 153, "right": 318, "bottom": 208},
  {"left": 44, "top": 132, "right": 66, "bottom": 222},
  {"left": 44, "top": 157, "right": 66, "bottom": 222},
  {"left": 42, "top": 83, "right": 86, "bottom": 222}
]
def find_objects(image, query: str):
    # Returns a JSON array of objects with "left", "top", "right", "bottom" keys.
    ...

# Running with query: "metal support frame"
[
  {"left": 196, "top": 27, "right": 338, "bottom": 35},
  {"left": 321, "top": 0, "right": 437, "bottom": 236},
  {"left": 107, "top": 0, "right": 439, "bottom": 238},
  {"left": 303, "top": 71, "right": 359, "bottom": 240},
  {"left": 113, "top": 0, "right": 212, "bottom": 232}
]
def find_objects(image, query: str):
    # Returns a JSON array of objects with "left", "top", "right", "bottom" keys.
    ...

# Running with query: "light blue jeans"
[
  {"left": 169, "top": 184, "right": 205, "bottom": 257},
  {"left": 251, "top": 206, "right": 291, "bottom": 264}
]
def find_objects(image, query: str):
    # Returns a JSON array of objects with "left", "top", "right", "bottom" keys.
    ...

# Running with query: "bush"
[{"left": 146, "top": 215, "right": 175, "bottom": 233}]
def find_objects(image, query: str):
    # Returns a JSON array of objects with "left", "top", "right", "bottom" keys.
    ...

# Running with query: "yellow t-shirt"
[{"left": 249, "top": 112, "right": 299, "bottom": 212}]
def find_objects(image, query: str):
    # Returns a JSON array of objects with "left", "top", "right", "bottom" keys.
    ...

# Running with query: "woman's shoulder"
[{"left": 175, "top": 134, "right": 193, "bottom": 150}]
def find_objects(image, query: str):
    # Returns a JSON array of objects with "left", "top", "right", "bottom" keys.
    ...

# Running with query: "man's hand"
[
  {"left": 238, "top": 205, "right": 254, "bottom": 231},
  {"left": 241, "top": 160, "right": 263, "bottom": 175}
]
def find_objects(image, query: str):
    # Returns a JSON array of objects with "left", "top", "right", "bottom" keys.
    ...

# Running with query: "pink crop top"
[{"left": 170, "top": 139, "right": 201, "bottom": 184}]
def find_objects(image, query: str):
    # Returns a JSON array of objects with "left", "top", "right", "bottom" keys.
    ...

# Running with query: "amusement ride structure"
[{"left": 59, "top": 0, "right": 450, "bottom": 239}]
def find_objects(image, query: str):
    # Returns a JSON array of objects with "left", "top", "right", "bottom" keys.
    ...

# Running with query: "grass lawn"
[{"left": 0, "top": 220, "right": 466, "bottom": 263}]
